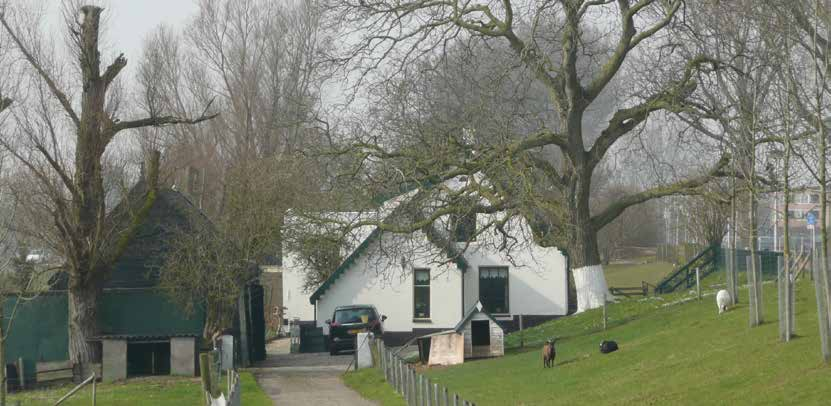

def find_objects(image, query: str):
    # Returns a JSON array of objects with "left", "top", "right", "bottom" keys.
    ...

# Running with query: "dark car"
[{"left": 326, "top": 305, "right": 386, "bottom": 355}]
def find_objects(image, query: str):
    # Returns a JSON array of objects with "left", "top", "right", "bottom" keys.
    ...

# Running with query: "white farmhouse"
[
  {"left": 308, "top": 225, "right": 567, "bottom": 344},
  {"left": 282, "top": 178, "right": 570, "bottom": 346}
]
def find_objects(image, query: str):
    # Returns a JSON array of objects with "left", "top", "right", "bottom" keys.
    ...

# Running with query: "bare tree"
[
  {"left": 685, "top": 192, "right": 729, "bottom": 249},
  {"left": 323, "top": 0, "right": 733, "bottom": 312},
  {"left": 0, "top": 3, "right": 216, "bottom": 363}
]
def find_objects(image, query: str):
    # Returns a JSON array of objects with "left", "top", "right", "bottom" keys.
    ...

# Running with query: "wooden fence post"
[
  {"left": 778, "top": 256, "right": 786, "bottom": 341},
  {"left": 433, "top": 383, "right": 439, "bottom": 406},
  {"left": 695, "top": 267, "right": 701, "bottom": 301},
  {"left": 416, "top": 374, "right": 424, "bottom": 406},
  {"left": 400, "top": 359, "right": 405, "bottom": 396},
  {"left": 519, "top": 315, "right": 524, "bottom": 348},
  {"left": 404, "top": 363, "right": 409, "bottom": 401},
  {"left": 602, "top": 300, "right": 607, "bottom": 330},
  {"left": 199, "top": 353, "right": 212, "bottom": 404},
  {"left": 390, "top": 353, "right": 395, "bottom": 391},
  {"left": 453, "top": 393, "right": 459, "bottom": 406},
  {"left": 444, "top": 387, "right": 450, "bottom": 406}
]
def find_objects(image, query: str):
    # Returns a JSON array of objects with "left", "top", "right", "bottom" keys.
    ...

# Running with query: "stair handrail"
[{"left": 656, "top": 245, "right": 718, "bottom": 294}]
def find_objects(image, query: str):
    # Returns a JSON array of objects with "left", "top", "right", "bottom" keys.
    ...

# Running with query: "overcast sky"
[{"left": 45, "top": 0, "right": 200, "bottom": 81}]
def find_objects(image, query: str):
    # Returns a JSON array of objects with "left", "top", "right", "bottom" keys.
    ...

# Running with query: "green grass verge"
[
  {"left": 343, "top": 367, "right": 407, "bottom": 406},
  {"left": 424, "top": 279, "right": 831, "bottom": 405},
  {"left": 8, "top": 372, "right": 271, "bottom": 405},
  {"left": 604, "top": 261, "right": 674, "bottom": 287}
]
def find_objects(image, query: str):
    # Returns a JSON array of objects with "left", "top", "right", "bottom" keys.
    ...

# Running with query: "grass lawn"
[
  {"left": 604, "top": 261, "right": 674, "bottom": 287},
  {"left": 343, "top": 368, "right": 407, "bottom": 406},
  {"left": 8, "top": 372, "right": 271, "bottom": 405},
  {"left": 422, "top": 279, "right": 831, "bottom": 405}
]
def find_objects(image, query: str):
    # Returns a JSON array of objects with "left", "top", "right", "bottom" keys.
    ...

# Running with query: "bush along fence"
[{"left": 371, "top": 338, "right": 476, "bottom": 406}]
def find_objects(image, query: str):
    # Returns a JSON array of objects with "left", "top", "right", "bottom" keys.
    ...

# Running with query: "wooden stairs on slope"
[{"left": 655, "top": 245, "right": 719, "bottom": 294}]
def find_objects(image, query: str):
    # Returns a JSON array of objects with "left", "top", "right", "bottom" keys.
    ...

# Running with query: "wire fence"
[{"left": 372, "top": 338, "right": 477, "bottom": 406}]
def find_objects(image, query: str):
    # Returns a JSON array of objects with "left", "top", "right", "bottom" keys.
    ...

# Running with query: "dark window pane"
[
  {"left": 414, "top": 287, "right": 430, "bottom": 318},
  {"left": 414, "top": 269, "right": 430, "bottom": 318},
  {"left": 414, "top": 269, "right": 430, "bottom": 285},
  {"left": 471, "top": 320, "right": 490, "bottom": 346},
  {"left": 479, "top": 267, "right": 508, "bottom": 314}
]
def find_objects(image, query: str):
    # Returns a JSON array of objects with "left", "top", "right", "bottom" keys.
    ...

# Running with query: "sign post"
[{"left": 808, "top": 212, "right": 817, "bottom": 251}]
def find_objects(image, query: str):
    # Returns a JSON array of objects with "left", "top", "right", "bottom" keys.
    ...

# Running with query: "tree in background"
[
  {"left": 324, "top": 0, "right": 733, "bottom": 312},
  {"left": 0, "top": 2, "right": 216, "bottom": 364}
]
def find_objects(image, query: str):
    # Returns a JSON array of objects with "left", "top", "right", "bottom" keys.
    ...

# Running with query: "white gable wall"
[
  {"left": 315, "top": 231, "right": 463, "bottom": 336},
  {"left": 281, "top": 253, "right": 316, "bottom": 322},
  {"left": 461, "top": 214, "right": 568, "bottom": 317},
  {"left": 462, "top": 243, "right": 568, "bottom": 316}
]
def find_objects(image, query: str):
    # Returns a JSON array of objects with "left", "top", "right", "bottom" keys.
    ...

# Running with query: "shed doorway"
[
  {"left": 471, "top": 320, "right": 491, "bottom": 346},
  {"left": 127, "top": 342, "right": 171, "bottom": 376}
]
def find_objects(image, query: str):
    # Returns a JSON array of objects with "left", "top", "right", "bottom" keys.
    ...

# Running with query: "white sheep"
[{"left": 716, "top": 289, "right": 732, "bottom": 314}]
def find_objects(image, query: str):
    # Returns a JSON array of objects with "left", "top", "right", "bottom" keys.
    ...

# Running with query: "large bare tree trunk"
[
  {"left": 0, "top": 4, "right": 216, "bottom": 365},
  {"left": 569, "top": 147, "right": 610, "bottom": 313},
  {"left": 67, "top": 277, "right": 101, "bottom": 362}
]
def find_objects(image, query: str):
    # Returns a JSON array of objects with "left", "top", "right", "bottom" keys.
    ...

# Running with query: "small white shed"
[{"left": 455, "top": 301, "right": 504, "bottom": 359}]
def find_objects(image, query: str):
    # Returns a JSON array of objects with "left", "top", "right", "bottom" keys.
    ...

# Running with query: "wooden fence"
[
  {"left": 609, "top": 281, "right": 653, "bottom": 297},
  {"left": 373, "top": 338, "right": 476, "bottom": 406}
]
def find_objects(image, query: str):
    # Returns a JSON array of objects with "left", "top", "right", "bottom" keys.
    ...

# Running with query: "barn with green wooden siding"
[{"left": 3, "top": 180, "right": 265, "bottom": 384}]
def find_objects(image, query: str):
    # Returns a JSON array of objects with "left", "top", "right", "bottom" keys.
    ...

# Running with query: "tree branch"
[
  {"left": 102, "top": 53, "right": 127, "bottom": 87},
  {"left": 583, "top": 0, "right": 681, "bottom": 106},
  {"left": 110, "top": 99, "right": 219, "bottom": 136},
  {"left": 589, "top": 55, "right": 719, "bottom": 166},
  {"left": 0, "top": 13, "right": 80, "bottom": 127},
  {"left": 591, "top": 154, "right": 731, "bottom": 230}
]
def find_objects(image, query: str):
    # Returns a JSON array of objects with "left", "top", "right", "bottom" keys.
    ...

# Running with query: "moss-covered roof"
[{"left": 103, "top": 182, "right": 214, "bottom": 288}]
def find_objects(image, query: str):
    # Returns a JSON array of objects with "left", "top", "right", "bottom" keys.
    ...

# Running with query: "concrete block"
[
  {"left": 356, "top": 333, "right": 373, "bottom": 369},
  {"left": 171, "top": 337, "right": 197, "bottom": 376},
  {"left": 102, "top": 339, "right": 127, "bottom": 382},
  {"left": 220, "top": 335, "right": 234, "bottom": 371}
]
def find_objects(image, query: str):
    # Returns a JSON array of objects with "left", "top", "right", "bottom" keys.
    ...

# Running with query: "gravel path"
[{"left": 252, "top": 339, "right": 376, "bottom": 406}]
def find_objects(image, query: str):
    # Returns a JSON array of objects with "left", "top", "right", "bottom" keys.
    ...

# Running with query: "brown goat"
[{"left": 543, "top": 339, "right": 556, "bottom": 368}]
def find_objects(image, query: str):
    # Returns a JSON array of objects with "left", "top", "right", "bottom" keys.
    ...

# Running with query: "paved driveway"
[{"left": 252, "top": 339, "right": 376, "bottom": 406}]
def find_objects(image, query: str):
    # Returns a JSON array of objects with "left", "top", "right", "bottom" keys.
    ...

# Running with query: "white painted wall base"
[{"left": 573, "top": 265, "right": 611, "bottom": 313}]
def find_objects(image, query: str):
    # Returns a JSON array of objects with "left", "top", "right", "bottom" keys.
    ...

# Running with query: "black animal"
[
  {"left": 543, "top": 338, "right": 557, "bottom": 368},
  {"left": 600, "top": 340, "right": 619, "bottom": 354}
]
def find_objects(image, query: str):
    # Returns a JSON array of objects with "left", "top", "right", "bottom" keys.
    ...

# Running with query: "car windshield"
[{"left": 334, "top": 308, "right": 376, "bottom": 324}]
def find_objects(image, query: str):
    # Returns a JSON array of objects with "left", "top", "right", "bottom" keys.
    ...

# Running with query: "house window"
[
  {"left": 811, "top": 194, "right": 820, "bottom": 203},
  {"left": 479, "top": 267, "right": 509, "bottom": 314},
  {"left": 471, "top": 320, "right": 491, "bottom": 346},
  {"left": 414, "top": 269, "right": 431, "bottom": 319}
]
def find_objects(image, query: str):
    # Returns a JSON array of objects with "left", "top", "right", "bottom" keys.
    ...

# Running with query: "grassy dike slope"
[{"left": 423, "top": 280, "right": 830, "bottom": 405}]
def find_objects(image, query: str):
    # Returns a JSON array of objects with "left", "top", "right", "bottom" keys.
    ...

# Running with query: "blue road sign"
[{"left": 807, "top": 212, "right": 817, "bottom": 226}]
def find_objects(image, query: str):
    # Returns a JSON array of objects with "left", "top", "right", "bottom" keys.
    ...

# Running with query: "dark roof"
[
  {"left": 104, "top": 181, "right": 214, "bottom": 289},
  {"left": 454, "top": 301, "right": 501, "bottom": 333}
]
